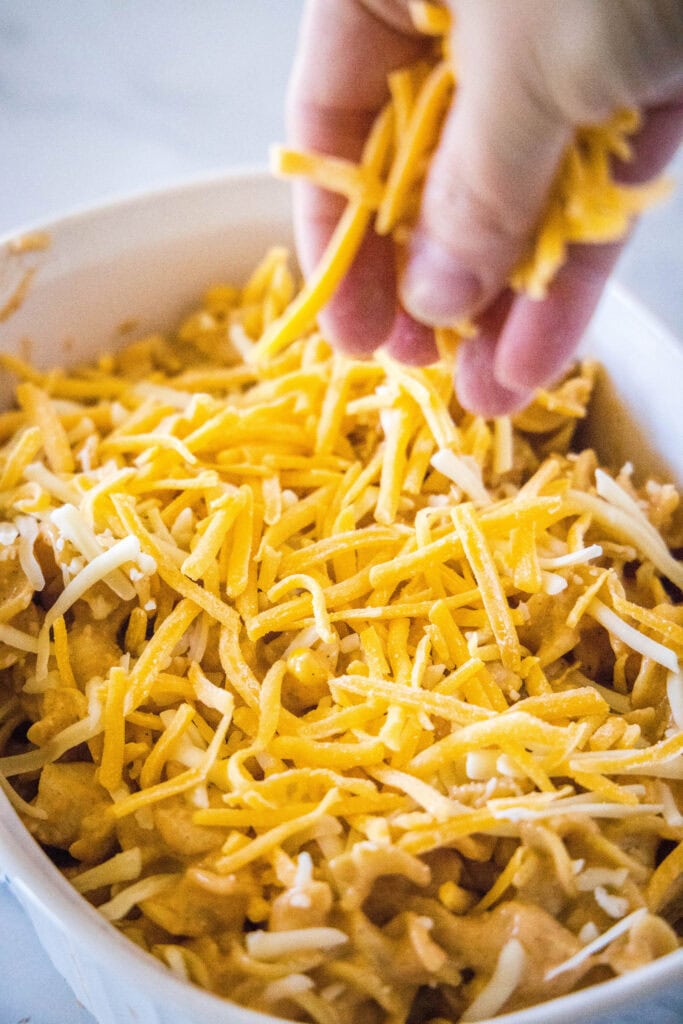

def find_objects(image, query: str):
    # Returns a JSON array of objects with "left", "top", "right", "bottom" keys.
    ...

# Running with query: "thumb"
[{"left": 401, "top": 15, "right": 570, "bottom": 325}]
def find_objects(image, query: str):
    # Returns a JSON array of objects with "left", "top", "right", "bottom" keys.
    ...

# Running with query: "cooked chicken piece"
[
  {"left": 605, "top": 912, "right": 679, "bottom": 975},
  {"left": 409, "top": 896, "right": 586, "bottom": 1008},
  {"left": 153, "top": 798, "right": 225, "bottom": 857},
  {"left": 329, "top": 840, "right": 430, "bottom": 911},
  {"left": 27, "top": 687, "right": 88, "bottom": 747},
  {"left": 68, "top": 613, "right": 124, "bottom": 688},
  {"left": 269, "top": 877, "right": 333, "bottom": 931},
  {"left": 142, "top": 871, "right": 251, "bottom": 938},
  {"left": 28, "top": 761, "right": 115, "bottom": 862},
  {"left": 341, "top": 907, "right": 461, "bottom": 1021},
  {"left": 0, "top": 544, "right": 34, "bottom": 624}
]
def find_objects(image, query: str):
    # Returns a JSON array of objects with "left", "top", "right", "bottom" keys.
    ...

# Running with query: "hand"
[{"left": 287, "top": 0, "right": 683, "bottom": 414}]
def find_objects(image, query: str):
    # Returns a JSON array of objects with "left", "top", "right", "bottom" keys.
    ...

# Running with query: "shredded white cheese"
[
  {"left": 0, "top": 522, "right": 18, "bottom": 545},
  {"left": 246, "top": 927, "right": 349, "bottom": 961},
  {"left": 15, "top": 515, "right": 45, "bottom": 591},
  {"left": 0, "top": 624, "right": 40, "bottom": 654},
  {"left": 98, "top": 874, "right": 175, "bottom": 921},
  {"left": 594, "top": 885, "right": 629, "bottom": 920},
  {"left": 461, "top": 938, "right": 526, "bottom": 1021},
  {"left": 50, "top": 503, "right": 136, "bottom": 600},
  {"left": 590, "top": 598, "right": 679, "bottom": 673},
  {"left": 35, "top": 535, "right": 142, "bottom": 679},
  {"left": 546, "top": 909, "right": 649, "bottom": 980},
  {"left": 72, "top": 847, "right": 143, "bottom": 894},
  {"left": 539, "top": 544, "right": 603, "bottom": 569},
  {"left": 576, "top": 867, "right": 629, "bottom": 892},
  {"left": 666, "top": 668, "right": 683, "bottom": 731},
  {"left": 431, "top": 449, "right": 490, "bottom": 505}
]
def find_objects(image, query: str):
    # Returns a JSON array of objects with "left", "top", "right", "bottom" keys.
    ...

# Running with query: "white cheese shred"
[
  {"left": 16, "top": 515, "right": 45, "bottom": 592},
  {"left": 539, "top": 543, "right": 603, "bottom": 569},
  {"left": 98, "top": 873, "right": 174, "bottom": 921},
  {"left": 590, "top": 598, "right": 679, "bottom": 673},
  {"left": 72, "top": 847, "right": 143, "bottom": 894},
  {"left": 666, "top": 668, "right": 683, "bottom": 730},
  {"left": 50, "top": 503, "right": 136, "bottom": 600},
  {"left": 431, "top": 449, "right": 490, "bottom": 505},
  {"left": 0, "top": 624, "right": 40, "bottom": 654},
  {"left": 35, "top": 535, "right": 141, "bottom": 679},
  {"left": 0, "top": 522, "right": 19, "bottom": 545},
  {"left": 262, "top": 974, "right": 315, "bottom": 1004},
  {"left": 545, "top": 908, "right": 648, "bottom": 980},
  {"left": 246, "top": 927, "right": 348, "bottom": 961},
  {"left": 461, "top": 938, "right": 526, "bottom": 1021},
  {"left": 593, "top": 885, "right": 629, "bottom": 919}
]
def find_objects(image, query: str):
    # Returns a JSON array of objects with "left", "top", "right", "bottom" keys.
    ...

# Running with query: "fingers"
[
  {"left": 452, "top": 240, "right": 623, "bottom": 415},
  {"left": 455, "top": 240, "right": 622, "bottom": 415},
  {"left": 613, "top": 98, "right": 683, "bottom": 183},
  {"left": 297, "top": 204, "right": 398, "bottom": 356},
  {"left": 289, "top": 2, "right": 682, "bottom": 409},
  {"left": 383, "top": 307, "right": 438, "bottom": 365},
  {"left": 288, "top": 0, "right": 427, "bottom": 355},
  {"left": 457, "top": 98, "right": 683, "bottom": 414},
  {"left": 490, "top": 241, "right": 624, "bottom": 397},
  {"left": 456, "top": 291, "right": 534, "bottom": 416},
  {"left": 458, "top": 97, "right": 683, "bottom": 411},
  {"left": 401, "top": 3, "right": 571, "bottom": 326}
]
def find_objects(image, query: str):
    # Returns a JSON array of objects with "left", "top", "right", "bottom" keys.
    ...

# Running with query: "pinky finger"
[{"left": 493, "top": 239, "right": 624, "bottom": 393}]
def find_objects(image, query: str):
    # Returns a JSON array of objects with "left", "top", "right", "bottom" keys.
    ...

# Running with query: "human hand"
[{"left": 287, "top": 0, "right": 683, "bottom": 414}]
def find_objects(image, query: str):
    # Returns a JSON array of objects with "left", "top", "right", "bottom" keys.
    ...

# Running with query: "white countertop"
[{"left": 0, "top": 3, "right": 681, "bottom": 1023}]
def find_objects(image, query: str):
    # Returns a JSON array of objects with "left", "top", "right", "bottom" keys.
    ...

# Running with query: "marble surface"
[{"left": 0, "top": 3, "right": 680, "bottom": 1023}]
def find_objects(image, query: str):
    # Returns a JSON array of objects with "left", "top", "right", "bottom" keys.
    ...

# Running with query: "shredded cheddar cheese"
[
  {"left": 0, "top": 241, "right": 681, "bottom": 1023},
  {"left": 263, "top": 3, "right": 668, "bottom": 364}
]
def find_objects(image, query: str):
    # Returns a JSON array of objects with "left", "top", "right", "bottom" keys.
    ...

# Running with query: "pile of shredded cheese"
[
  {"left": 0, "top": 240, "right": 682, "bottom": 1023},
  {"left": 263, "top": 0, "right": 668, "bottom": 363}
]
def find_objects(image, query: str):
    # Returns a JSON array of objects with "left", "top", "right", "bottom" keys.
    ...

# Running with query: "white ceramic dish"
[{"left": 0, "top": 171, "right": 681, "bottom": 1024}]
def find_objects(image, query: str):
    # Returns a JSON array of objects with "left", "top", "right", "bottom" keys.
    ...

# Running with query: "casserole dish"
[{"left": 0, "top": 171, "right": 681, "bottom": 1024}]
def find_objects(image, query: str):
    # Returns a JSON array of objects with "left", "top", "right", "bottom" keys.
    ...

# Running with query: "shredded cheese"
[
  {"left": 15, "top": 514, "right": 45, "bottom": 591},
  {"left": 1, "top": 230, "right": 681, "bottom": 1021},
  {"left": 246, "top": 927, "right": 348, "bottom": 961},
  {"left": 35, "top": 535, "right": 142, "bottom": 679},
  {"left": 545, "top": 908, "right": 649, "bottom": 980},
  {"left": 461, "top": 938, "right": 526, "bottom": 1021},
  {"left": 589, "top": 598, "right": 679, "bottom": 673},
  {"left": 72, "top": 847, "right": 143, "bottom": 894},
  {"left": 98, "top": 874, "right": 175, "bottom": 921}
]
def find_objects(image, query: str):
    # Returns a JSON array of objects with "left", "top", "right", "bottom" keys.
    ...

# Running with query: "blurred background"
[{"left": 0, "top": 2, "right": 681, "bottom": 1022}]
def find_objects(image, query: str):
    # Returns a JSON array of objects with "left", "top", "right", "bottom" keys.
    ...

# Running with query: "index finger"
[{"left": 287, "top": 0, "right": 428, "bottom": 355}]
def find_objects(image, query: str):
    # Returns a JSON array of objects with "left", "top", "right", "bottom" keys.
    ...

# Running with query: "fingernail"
[
  {"left": 402, "top": 232, "right": 482, "bottom": 325},
  {"left": 457, "top": 336, "right": 532, "bottom": 417},
  {"left": 493, "top": 358, "right": 535, "bottom": 394}
]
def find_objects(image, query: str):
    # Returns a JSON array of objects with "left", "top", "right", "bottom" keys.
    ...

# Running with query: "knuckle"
[{"left": 423, "top": 163, "right": 533, "bottom": 255}]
